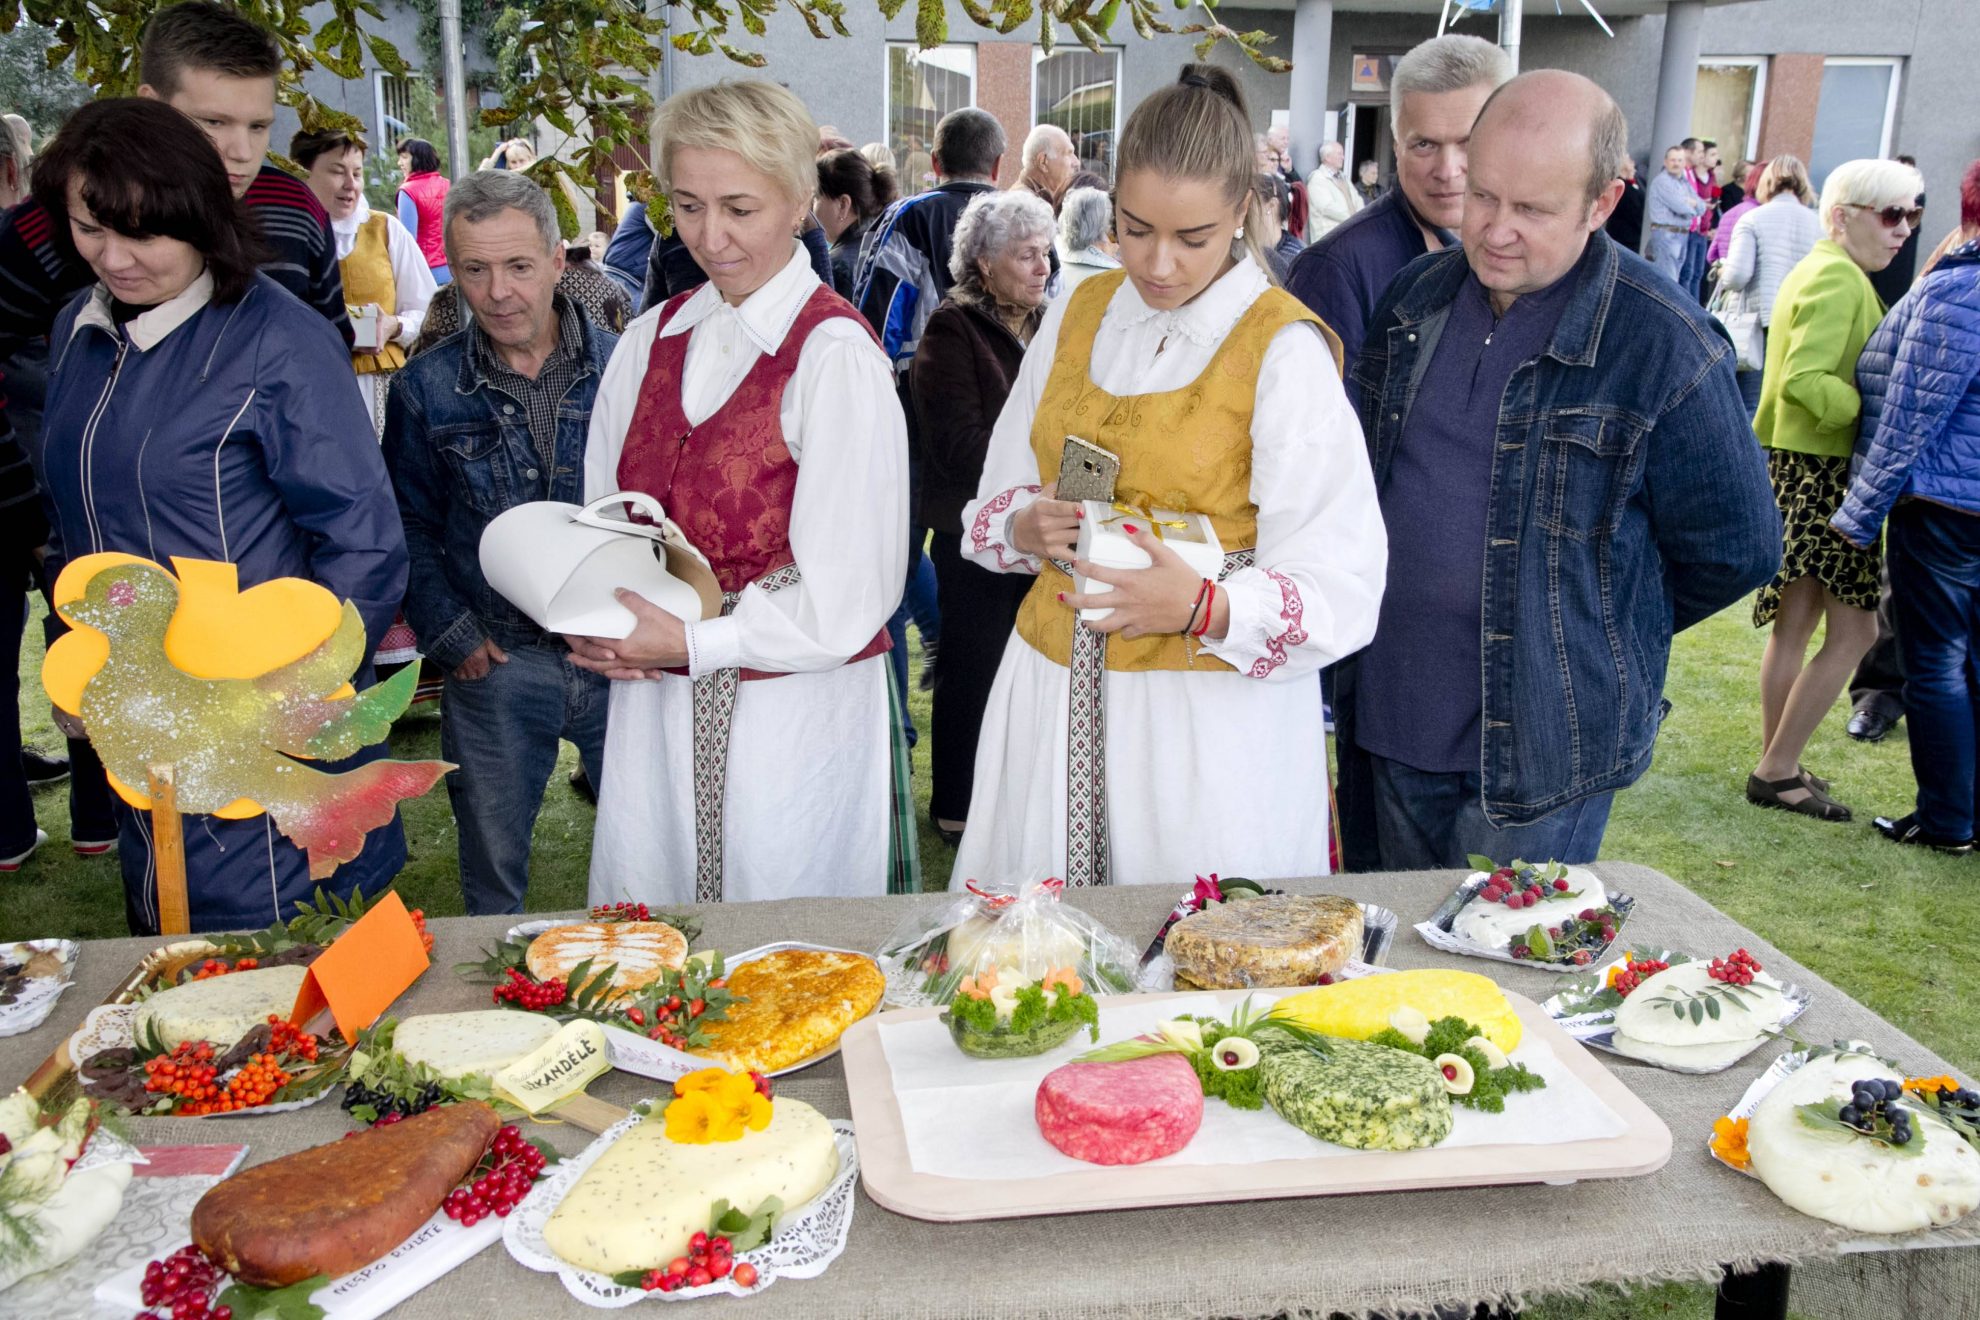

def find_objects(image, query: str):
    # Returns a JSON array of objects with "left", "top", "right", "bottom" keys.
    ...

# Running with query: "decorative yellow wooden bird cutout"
[{"left": 43, "top": 554, "right": 451, "bottom": 880}]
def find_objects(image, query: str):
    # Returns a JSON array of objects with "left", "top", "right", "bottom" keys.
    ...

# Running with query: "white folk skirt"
[
  {"left": 589, "top": 655, "right": 893, "bottom": 905},
  {"left": 951, "top": 635, "right": 1332, "bottom": 889}
]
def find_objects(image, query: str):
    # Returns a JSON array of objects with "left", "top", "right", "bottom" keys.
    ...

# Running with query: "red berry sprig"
[
  {"left": 1475, "top": 866, "right": 1571, "bottom": 909},
  {"left": 136, "top": 1244, "right": 231, "bottom": 1320},
  {"left": 492, "top": 967, "right": 567, "bottom": 1011},
  {"left": 409, "top": 907, "right": 435, "bottom": 956},
  {"left": 441, "top": 1124, "right": 548, "bottom": 1226},
  {"left": 267, "top": 1015, "right": 319, "bottom": 1063},
  {"left": 638, "top": 1232, "right": 759, "bottom": 1292},
  {"left": 190, "top": 956, "right": 258, "bottom": 981},
  {"left": 1708, "top": 948, "right": 1762, "bottom": 986},
  {"left": 590, "top": 901, "right": 651, "bottom": 923},
  {"left": 1610, "top": 956, "right": 1670, "bottom": 997}
]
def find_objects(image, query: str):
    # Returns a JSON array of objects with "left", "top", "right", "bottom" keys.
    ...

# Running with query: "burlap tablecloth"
[{"left": 5, "top": 862, "right": 1974, "bottom": 1319}]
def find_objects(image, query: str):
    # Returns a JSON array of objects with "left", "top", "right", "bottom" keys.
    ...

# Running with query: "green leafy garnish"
[
  {"left": 1793, "top": 1101, "right": 1926, "bottom": 1158},
  {"left": 1075, "top": 997, "right": 1331, "bottom": 1109},
  {"left": 343, "top": 1019, "right": 502, "bottom": 1123},
  {"left": 1367, "top": 1016, "right": 1547, "bottom": 1112},
  {"left": 215, "top": 1274, "right": 330, "bottom": 1320},
  {"left": 946, "top": 980, "right": 1099, "bottom": 1041},
  {"left": 708, "top": 1195, "right": 784, "bottom": 1252}
]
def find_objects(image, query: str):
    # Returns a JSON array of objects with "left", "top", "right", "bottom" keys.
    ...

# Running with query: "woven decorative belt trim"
[
  {"left": 690, "top": 562, "right": 803, "bottom": 902},
  {"left": 1058, "top": 547, "right": 1255, "bottom": 888}
]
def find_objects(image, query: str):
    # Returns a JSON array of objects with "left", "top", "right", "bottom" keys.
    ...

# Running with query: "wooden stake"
[{"left": 147, "top": 764, "right": 191, "bottom": 936}]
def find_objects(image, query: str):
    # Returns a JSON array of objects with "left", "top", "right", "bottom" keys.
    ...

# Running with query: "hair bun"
[{"left": 1176, "top": 62, "right": 1246, "bottom": 113}]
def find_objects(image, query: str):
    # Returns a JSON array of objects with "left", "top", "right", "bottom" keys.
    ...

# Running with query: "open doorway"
[{"left": 1349, "top": 104, "right": 1391, "bottom": 195}]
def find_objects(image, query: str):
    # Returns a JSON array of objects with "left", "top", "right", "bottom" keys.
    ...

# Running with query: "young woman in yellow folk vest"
[
  {"left": 294, "top": 128, "right": 437, "bottom": 436},
  {"left": 956, "top": 64, "right": 1388, "bottom": 887}
]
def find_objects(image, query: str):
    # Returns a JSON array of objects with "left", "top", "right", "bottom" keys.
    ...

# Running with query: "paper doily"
[
  {"left": 67, "top": 1002, "right": 337, "bottom": 1118},
  {"left": 0, "top": 940, "right": 80, "bottom": 1038},
  {"left": 504, "top": 1111, "right": 859, "bottom": 1307}
]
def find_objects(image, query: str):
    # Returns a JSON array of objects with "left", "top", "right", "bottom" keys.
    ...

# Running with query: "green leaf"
[
  {"left": 915, "top": 0, "right": 946, "bottom": 46},
  {"left": 215, "top": 1274, "right": 331, "bottom": 1320},
  {"left": 1466, "top": 854, "right": 1499, "bottom": 875},
  {"left": 1794, "top": 1102, "right": 1925, "bottom": 1158},
  {"left": 707, "top": 1194, "right": 783, "bottom": 1251},
  {"left": 1704, "top": 995, "right": 1721, "bottom": 1021},
  {"left": 1690, "top": 999, "right": 1704, "bottom": 1026}
]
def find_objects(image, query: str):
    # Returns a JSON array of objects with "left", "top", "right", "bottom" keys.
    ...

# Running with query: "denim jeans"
[
  {"left": 1649, "top": 231, "right": 1688, "bottom": 284},
  {"left": 1887, "top": 500, "right": 1980, "bottom": 840},
  {"left": 1680, "top": 232, "right": 1709, "bottom": 303},
  {"left": 440, "top": 644, "right": 608, "bottom": 914},
  {"left": 1367, "top": 754, "right": 1615, "bottom": 870},
  {"left": 1, "top": 579, "right": 33, "bottom": 858}
]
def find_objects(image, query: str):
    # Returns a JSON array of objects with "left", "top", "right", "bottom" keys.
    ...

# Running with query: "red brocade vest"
[{"left": 615, "top": 281, "right": 891, "bottom": 680}]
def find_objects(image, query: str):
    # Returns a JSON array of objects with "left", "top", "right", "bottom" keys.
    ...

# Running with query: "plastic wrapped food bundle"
[{"left": 876, "top": 878, "right": 1145, "bottom": 1007}]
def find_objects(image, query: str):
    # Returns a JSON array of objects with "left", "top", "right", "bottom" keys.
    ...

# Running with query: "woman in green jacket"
[{"left": 1748, "top": 157, "right": 1924, "bottom": 822}]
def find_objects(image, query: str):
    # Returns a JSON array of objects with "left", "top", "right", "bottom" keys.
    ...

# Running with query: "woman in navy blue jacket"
[
  {"left": 27, "top": 99, "right": 410, "bottom": 932},
  {"left": 1834, "top": 159, "right": 1980, "bottom": 854}
]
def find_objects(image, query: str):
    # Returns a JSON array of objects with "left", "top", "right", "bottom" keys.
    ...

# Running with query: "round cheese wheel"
[
  {"left": 525, "top": 922, "right": 686, "bottom": 996},
  {"left": 1612, "top": 963, "right": 1792, "bottom": 1048},
  {"left": 1451, "top": 868, "right": 1606, "bottom": 951},
  {"left": 1747, "top": 1053, "right": 1980, "bottom": 1233}
]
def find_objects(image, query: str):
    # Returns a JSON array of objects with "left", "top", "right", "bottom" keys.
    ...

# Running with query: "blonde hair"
[
  {"left": 1116, "top": 63, "right": 1277, "bottom": 283},
  {"left": 652, "top": 81, "right": 817, "bottom": 208},
  {"left": 1818, "top": 157, "right": 1925, "bottom": 237},
  {"left": 1756, "top": 154, "right": 1815, "bottom": 207}
]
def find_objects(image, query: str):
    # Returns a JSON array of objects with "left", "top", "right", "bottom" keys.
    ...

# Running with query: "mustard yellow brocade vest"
[
  {"left": 342, "top": 213, "right": 406, "bottom": 374},
  {"left": 1012, "top": 268, "right": 1339, "bottom": 674}
]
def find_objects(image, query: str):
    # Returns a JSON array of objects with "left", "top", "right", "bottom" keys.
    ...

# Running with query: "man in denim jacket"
[
  {"left": 384, "top": 172, "right": 619, "bottom": 913},
  {"left": 1341, "top": 71, "right": 1780, "bottom": 869}
]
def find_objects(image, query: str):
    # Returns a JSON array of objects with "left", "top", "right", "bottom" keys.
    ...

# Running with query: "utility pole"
[
  {"left": 1497, "top": 0, "right": 1523, "bottom": 73},
  {"left": 438, "top": 0, "right": 471, "bottom": 178}
]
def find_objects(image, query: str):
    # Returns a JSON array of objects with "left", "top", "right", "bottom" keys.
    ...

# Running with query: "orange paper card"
[{"left": 289, "top": 890, "right": 430, "bottom": 1042}]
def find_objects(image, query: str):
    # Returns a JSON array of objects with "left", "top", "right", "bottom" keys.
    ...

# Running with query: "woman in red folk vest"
[
  {"left": 568, "top": 80, "right": 912, "bottom": 905},
  {"left": 395, "top": 137, "right": 451, "bottom": 285}
]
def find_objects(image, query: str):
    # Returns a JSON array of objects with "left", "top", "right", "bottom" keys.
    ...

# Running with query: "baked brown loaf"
[
  {"left": 1166, "top": 894, "right": 1364, "bottom": 988},
  {"left": 192, "top": 1100, "right": 499, "bottom": 1286}
]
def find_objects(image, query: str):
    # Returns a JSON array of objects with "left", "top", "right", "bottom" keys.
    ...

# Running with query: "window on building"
[
  {"left": 886, "top": 43, "right": 975, "bottom": 195},
  {"left": 376, "top": 71, "right": 420, "bottom": 151},
  {"left": 1033, "top": 46, "right": 1121, "bottom": 184},
  {"left": 1693, "top": 57, "right": 1766, "bottom": 167},
  {"left": 1810, "top": 57, "right": 1903, "bottom": 193}
]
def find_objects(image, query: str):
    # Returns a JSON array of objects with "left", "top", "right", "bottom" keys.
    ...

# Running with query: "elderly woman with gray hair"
[
  {"left": 1056, "top": 185, "right": 1120, "bottom": 291},
  {"left": 912, "top": 188, "right": 1055, "bottom": 841}
]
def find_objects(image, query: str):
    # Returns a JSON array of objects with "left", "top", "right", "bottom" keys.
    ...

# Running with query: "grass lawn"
[{"left": 6, "top": 600, "right": 1968, "bottom": 1319}]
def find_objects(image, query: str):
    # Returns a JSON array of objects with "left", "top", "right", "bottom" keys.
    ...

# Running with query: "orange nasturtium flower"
[
  {"left": 673, "top": 1067, "right": 731, "bottom": 1098},
  {"left": 1711, "top": 1115, "right": 1751, "bottom": 1170},
  {"left": 713, "top": 1072, "right": 774, "bottom": 1132},
  {"left": 1905, "top": 1075, "right": 1960, "bottom": 1097},
  {"left": 663, "top": 1088, "right": 745, "bottom": 1144}
]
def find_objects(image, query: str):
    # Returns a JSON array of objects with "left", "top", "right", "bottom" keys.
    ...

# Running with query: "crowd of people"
[{"left": 3, "top": 5, "right": 1977, "bottom": 936}]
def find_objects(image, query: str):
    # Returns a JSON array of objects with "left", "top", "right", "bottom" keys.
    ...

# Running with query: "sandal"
[
  {"left": 1798, "top": 766, "right": 1831, "bottom": 794},
  {"left": 1746, "top": 773, "right": 1852, "bottom": 822}
]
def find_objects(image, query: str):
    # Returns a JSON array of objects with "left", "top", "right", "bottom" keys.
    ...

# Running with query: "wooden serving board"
[{"left": 840, "top": 989, "right": 1672, "bottom": 1222}]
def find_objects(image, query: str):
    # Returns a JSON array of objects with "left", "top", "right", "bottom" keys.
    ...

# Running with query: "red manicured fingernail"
[
  {"left": 1075, "top": 508, "right": 1085, "bottom": 519},
  {"left": 1123, "top": 523, "right": 1138, "bottom": 534},
  {"left": 1056, "top": 592, "right": 1066, "bottom": 602}
]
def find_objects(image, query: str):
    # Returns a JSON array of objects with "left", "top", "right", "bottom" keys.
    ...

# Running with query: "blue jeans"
[
  {"left": 1367, "top": 754, "right": 1614, "bottom": 870},
  {"left": 1649, "top": 231, "right": 1688, "bottom": 284},
  {"left": 440, "top": 644, "right": 608, "bottom": 914},
  {"left": 1887, "top": 500, "right": 1980, "bottom": 841},
  {"left": 1680, "top": 232, "right": 1709, "bottom": 303}
]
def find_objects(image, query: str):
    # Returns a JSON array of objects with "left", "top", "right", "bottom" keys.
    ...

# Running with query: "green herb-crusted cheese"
[{"left": 1261, "top": 1036, "right": 1453, "bottom": 1151}]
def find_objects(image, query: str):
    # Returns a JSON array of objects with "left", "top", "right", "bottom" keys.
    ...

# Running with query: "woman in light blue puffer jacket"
[{"left": 1833, "top": 159, "right": 1980, "bottom": 853}]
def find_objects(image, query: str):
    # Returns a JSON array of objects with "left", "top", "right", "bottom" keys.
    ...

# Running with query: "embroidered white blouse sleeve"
[
  {"left": 685, "top": 320, "right": 909, "bottom": 676},
  {"left": 959, "top": 288, "right": 1074, "bottom": 574},
  {"left": 581, "top": 309, "right": 664, "bottom": 502},
  {"left": 383, "top": 214, "right": 438, "bottom": 346},
  {"left": 1197, "top": 320, "right": 1388, "bottom": 681}
]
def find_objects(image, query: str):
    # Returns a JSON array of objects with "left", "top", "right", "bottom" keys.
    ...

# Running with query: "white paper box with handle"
[
  {"left": 1073, "top": 501, "right": 1224, "bottom": 623},
  {"left": 349, "top": 304, "right": 383, "bottom": 352},
  {"left": 478, "top": 492, "right": 722, "bottom": 639}
]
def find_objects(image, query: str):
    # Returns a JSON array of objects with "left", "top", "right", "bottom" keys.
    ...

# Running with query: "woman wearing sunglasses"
[{"left": 1745, "top": 157, "right": 1924, "bottom": 824}]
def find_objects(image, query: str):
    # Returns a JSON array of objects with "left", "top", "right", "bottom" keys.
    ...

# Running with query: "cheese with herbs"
[
  {"left": 1261, "top": 1036, "right": 1452, "bottom": 1151},
  {"left": 393, "top": 1011, "right": 562, "bottom": 1080},
  {"left": 544, "top": 1099, "right": 839, "bottom": 1272},
  {"left": 1610, "top": 963, "right": 1792, "bottom": 1055},
  {"left": 134, "top": 966, "right": 309, "bottom": 1050}
]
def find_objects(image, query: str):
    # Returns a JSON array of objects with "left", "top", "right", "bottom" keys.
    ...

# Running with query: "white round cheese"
[
  {"left": 1612, "top": 964, "right": 1792, "bottom": 1049},
  {"left": 1451, "top": 868, "right": 1607, "bottom": 951},
  {"left": 544, "top": 1097, "right": 840, "bottom": 1274},
  {"left": 393, "top": 1011, "right": 562, "bottom": 1081},
  {"left": 1747, "top": 1052, "right": 1980, "bottom": 1233},
  {"left": 133, "top": 965, "right": 310, "bottom": 1050}
]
